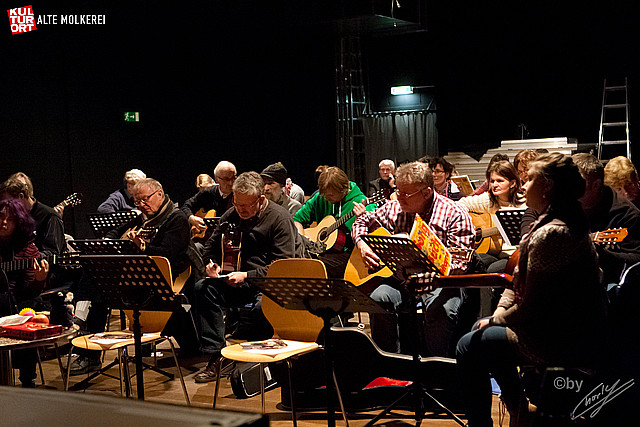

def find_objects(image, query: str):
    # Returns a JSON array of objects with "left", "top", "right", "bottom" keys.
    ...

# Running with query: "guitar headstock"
[
  {"left": 593, "top": 228, "right": 628, "bottom": 245},
  {"left": 61, "top": 192, "right": 83, "bottom": 208},
  {"left": 366, "top": 190, "right": 388, "bottom": 208}
]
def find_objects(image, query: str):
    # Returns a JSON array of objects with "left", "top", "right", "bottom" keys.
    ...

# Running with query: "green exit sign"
[{"left": 124, "top": 112, "right": 139, "bottom": 122}]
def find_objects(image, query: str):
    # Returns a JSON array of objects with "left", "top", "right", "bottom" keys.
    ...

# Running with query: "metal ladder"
[
  {"left": 335, "top": 35, "right": 367, "bottom": 188},
  {"left": 597, "top": 77, "right": 631, "bottom": 161}
]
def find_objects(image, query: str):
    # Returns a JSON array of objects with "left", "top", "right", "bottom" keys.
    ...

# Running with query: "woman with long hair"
[
  {"left": 0, "top": 198, "right": 49, "bottom": 388},
  {"left": 456, "top": 153, "right": 607, "bottom": 426}
]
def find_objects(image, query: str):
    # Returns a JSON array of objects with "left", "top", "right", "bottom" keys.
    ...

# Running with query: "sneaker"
[
  {"left": 69, "top": 355, "right": 102, "bottom": 376},
  {"left": 194, "top": 356, "right": 230, "bottom": 383}
]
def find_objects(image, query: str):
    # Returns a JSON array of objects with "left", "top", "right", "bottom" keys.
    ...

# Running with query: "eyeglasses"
[
  {"left": 395, "top": 188, "right": 424, "bottom": 199},
  {"left": 134, "top": 191, "right": 159, "bottom": 206},
  {"left": 233, "top": 198, "right": 260, "bottom": 210},
  {"left": 432, "top": 169, "right": 445, "bottom": 175},
  {"left": 215, "top": 175, "right": 235, "bottom": 182}
]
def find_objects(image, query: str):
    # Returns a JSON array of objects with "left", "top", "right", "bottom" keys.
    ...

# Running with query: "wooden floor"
[{"left": 16, "top": 314, "right": 510, "bottom": 427}]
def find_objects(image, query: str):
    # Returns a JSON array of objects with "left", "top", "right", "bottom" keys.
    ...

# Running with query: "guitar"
[
  {"left": 220, "top": 227, "right": 242, "bottom": 274},
  {"left": 469, "top": 212, "right": 503, "bottom": 256},
  {"left": 0, "top": 253, "right": 81, "bottom": 297},
  {"left": 504, "top": 227, "right": 628, "bottom": 276},
  {"left": 191, "top": 208, "right": 216, "bottom": 240},
  {"left": 120, "top": 226, "right": 157, "bottom": 251},
  {"left": 344, "top": 228, "right": 394, "bottom": 287},
  {"left": 303, "top": 190, "right": 387, "bottom": 253},
  {"left": 53, "top": 192, "right": 83, "bottom": 216}
]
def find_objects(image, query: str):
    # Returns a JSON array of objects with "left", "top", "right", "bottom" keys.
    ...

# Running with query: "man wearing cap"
[{"left": 260, "top": 162, "right": 302, "bottom": 217}]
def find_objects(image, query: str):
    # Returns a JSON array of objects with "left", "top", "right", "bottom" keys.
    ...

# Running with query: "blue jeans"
[
  {"left": 369, "top": 284, "right": 462, "bottom": 356},
  {"left": 456, "top": 326, "right": 524, "bottom": 426},
  {"left": 193, "top": 278, "right": 262, "bottom": 356}
]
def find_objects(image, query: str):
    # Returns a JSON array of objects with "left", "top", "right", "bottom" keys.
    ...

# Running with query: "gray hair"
[
  {"left": 232, "top": 172, "right": 264, "bottom": 198},
  {"left": 396, "top": 161, "right": 434, "bottom": 188},
  {"left": 132, "top": 178, "right": 163, "bottom": 194},
  {"left": 124, "top": 169, "right": 146, "bottom": 185},
  {"left": 214, "top": 161, "right": 237, "bottom": 177},
  {"left": 379, "top": 159, "right": 395, "bottom": 169}
]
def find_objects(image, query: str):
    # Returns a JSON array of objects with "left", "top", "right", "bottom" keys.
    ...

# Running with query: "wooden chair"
[
  {"left": 213, "top": 258, "right": 326, "bottom": 425},
  {"left": 65, "top": 257, "right": 191, "bottom": 405}
]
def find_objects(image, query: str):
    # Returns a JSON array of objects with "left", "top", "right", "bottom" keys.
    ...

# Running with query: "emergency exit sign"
[{"left": 124, "top": 112, "right": 139, "bottom": 122}]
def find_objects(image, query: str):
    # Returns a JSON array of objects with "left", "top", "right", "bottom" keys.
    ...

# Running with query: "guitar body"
[
  {"left": 303, "top": 215, "right": 339, "bottom": 250},
  {"left": 191, "top": 208, "right": 216, "bottom": 240},
  {"left": 344, "top": 228, "right": 393, "bottom": 287},
  {"left": 470, "top": 212, "right": 503, "bottom": 256}
]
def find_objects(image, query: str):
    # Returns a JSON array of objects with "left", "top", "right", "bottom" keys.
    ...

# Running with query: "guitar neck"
[
  {"left": 326, "top": 196, "right": 373, "bottom": 235},
  {"left": 1, "top": 254, "right": 57, "bottom": 273}
]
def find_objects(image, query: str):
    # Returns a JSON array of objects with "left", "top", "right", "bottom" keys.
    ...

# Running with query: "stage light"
[{"left": 391, "top": 86, "right": 413, "bottom": 95}]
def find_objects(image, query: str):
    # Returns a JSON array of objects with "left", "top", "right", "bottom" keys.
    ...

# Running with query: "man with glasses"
[
  {"left": 192, "top": 172, "right": 301, "bottom": 383},
  {"left": 182, "top": 161, "right": 237, "bottom": 238},
  {"left": 351, "top": 161, "right": 475, "bottom": 356},
  {"left": 97, "top": 168, "right": 146, "bottom": 213},
  {"left": 368, "top": 159, "right": 396, "bottom": 199},
  {"left": 70, "top": 178, "right": 195, "bottom": 374}
]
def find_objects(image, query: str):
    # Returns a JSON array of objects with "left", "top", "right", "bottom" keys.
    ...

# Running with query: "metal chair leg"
[
  {"left": 64, "top": 345, "right": 73, "bottom": 391},
  {"left": 286, "top": 360, "right": 298, "bottom": 427},
  {"left": 213, "top": 357, "right": 224, "bottom": 409},
  {"left": 259, "top": 362, "right": 266, "bottom": 414},
  {"left": 36, "top": 348, "right": 45, "bottom": 386},
  {"left": 166, "top": 336, "right": 190, "bottom": 406}
]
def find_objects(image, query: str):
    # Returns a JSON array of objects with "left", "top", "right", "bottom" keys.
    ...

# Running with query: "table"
[{"left": 0, "top": 325, "right": 79, "bottom": 385}]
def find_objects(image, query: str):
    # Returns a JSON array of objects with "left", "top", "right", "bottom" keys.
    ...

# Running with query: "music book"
[
  {"left": 451, "top": 175, "right": 474, "bottom": 197},
  {"left": 408, "top": 214, "right": 452, "bottom": 276},
  {"left": 491, "top": 208, "right": 526, "bottom": 247}
]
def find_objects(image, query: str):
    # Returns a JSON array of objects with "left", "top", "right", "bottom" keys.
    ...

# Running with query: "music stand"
[
  {"left": 246, "top": 277, "right": 386, "bottom": 427},
  {"left": 492, "top": 209, "right": 526, "bottom": 247},
  {"left": 361, "top": 234, "right": 503, "bottom": 426},
  {"left": 78, "top": 255, "right": 185, "bottom": 400},
  {"left": 88, "top": 211, "right": 139, "bottom": 238},
  {"left": 69, "top": 239, "right": 142, "bottom": 255}
]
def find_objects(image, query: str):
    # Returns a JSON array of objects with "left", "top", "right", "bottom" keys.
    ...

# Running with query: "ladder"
[
  {"left": 597, "top": 77, "right": 631, "bottom": 161},
  {"left": 335, "top": 35, "right": 367, "bottom": 189}
]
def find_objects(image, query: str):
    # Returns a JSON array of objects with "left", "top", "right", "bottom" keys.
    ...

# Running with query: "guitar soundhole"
[{"left": 318, "top": 228, "right": 327, "bottom": 241}]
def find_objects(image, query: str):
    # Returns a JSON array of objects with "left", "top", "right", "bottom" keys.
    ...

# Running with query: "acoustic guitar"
[
  {"left": 0, "top": 253, "right": 81, "bottom": 297},
  {"left": 469, "top": 212, "right": 503, "bottom": 256},
  {"left": 303, "top": 190, "right": 387, "bottom": 253},
  {"left": 191, "top": 208, "right": 216, "bottom": 240},
  {"left": 504, "top": 227, "right": 628, "bottom": 276},
  {"left": 344, "top": 227, "right": 394, "bottom": 288}
]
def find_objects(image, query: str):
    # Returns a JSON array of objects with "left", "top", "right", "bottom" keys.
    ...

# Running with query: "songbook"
[
  {"left": 408, "top": 214, "right": 452, "bottom": 276},
  {"left": 451, "top": 175, "right": 474, "bottom": 197}
]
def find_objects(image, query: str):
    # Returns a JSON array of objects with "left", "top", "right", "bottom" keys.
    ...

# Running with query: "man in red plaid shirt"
[{"left": 352, "top": 161, "right": 475, "bottom": 356}]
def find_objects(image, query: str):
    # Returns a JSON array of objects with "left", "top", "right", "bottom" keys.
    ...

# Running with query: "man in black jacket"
[{"left": 193, "top": 171, "right": 300, "bottom": 383}]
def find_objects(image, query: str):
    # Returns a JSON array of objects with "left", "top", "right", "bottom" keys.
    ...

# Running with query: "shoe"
[
  {"left": 69, "top": 355, "right": 102, "bottom": 376},
  {"left": 194, "top": 356, "right": 230, "bottom": 383}
]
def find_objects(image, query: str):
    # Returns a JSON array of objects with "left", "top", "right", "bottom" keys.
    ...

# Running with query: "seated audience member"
[
  {"left": 97, "top": 169, "right": 146, "bottom": 213},
  {"left": 604, "top": 156, "right": 640, "bottom": 208},
  {"left": 458, "top": 161, "right": 525, "bottom": 264},
  {"left": 260, "top": 162, "right": 302, "bottom": 216},
  {"left": 182, "top": 161, "right": 236, "bottom": 237},
  {"left": 195, "top": 173, "right": 215, "bottom": 192},
  {"left": 427, "top": 157, "right": 462, "bottom": 201},
  {"left": 513, "top": 149, "right": 540, "bottom": 185},
  {"left": 70, "top": 178, "right": 196, "bottom": 374},
  {"left": 352, "top": 161, "right": 475, "bottom": 355},
  {"left": 308, "top": 165, "right": 329, "bottom": 199},
  {"left": 368, "top": 159, "right": 396, "bottom": 199},
  {"left": 0, "top": 199, "right": 49, "bottom": 387},
  {"left": 293, "top": 167, "right": 372, "bottom": 278},
  {"left": 193, "top": 172, "right": 300, "bottom": 382},
  {"left": 285, "top": 178, "right": 306, "bottom": 205},
  {"left": 573, "top": 153, "right": 640, "bottom": 285},
  {"left": 0, "top": 173, "right": 66, "bottom": 259},
  {"left": 471, "top": 154, "right": 510, "bottom": 196},
  {"left": 456, "top": 153, "right": 607, "bottom": 427}
]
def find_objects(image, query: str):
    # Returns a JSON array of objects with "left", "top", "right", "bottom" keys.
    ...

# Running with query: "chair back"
[{"left": 262, "top": 258, "right": 326, "bottom": 342}]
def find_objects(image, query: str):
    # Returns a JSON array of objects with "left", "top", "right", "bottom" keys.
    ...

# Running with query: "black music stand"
[
  {"left": 246, "top": 277, "right": 386, "bottom": 427},
  {"left": 87, "top": 211, "right": 139, "bottom": 238},
  {"left": 69, "top": 239, "right": 142, "bottom": 255},
  {"left": 493, "top": 209, "right": 526, "bottom": 247},
  {"left": 362, "top": 234, "right": 466, "bottom": 426},
  {"left": 78, "top": 255, "right": 185, "bottom": 400}
]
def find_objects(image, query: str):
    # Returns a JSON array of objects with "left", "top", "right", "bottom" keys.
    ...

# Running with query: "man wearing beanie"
[{"left": 260, "top": 162, "right": 302, "bottom": 216}]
